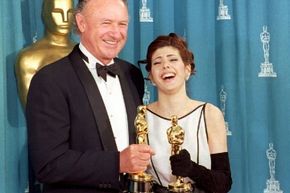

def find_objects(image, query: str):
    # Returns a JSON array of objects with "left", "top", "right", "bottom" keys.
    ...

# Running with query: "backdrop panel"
[{"left": 0, "top": 0, "right": 289, "bottom": 193}]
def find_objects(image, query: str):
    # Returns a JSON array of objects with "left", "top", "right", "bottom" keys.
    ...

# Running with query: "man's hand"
[{"left": 120, "top": 144, "right": 155, "bottom": 173}]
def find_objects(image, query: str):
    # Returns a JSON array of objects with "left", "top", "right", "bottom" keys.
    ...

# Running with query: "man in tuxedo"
[{"left": 26, "top": 0, "right": 154, "bottom": 192}]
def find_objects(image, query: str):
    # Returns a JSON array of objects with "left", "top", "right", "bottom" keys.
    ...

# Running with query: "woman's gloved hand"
[
  {"left": 169, "top": 149, "right": 193, "bottom": 177},
  {"left": 170, "top": 149, "right": 232, "bottom": 193}
]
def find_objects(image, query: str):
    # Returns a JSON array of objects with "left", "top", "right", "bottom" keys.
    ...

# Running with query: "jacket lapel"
[{"left": 68, "top": 45, "right": 117, "bottom": 151}]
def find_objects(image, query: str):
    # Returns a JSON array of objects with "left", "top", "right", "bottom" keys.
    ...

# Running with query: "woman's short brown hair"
[{"left": 146, "top": 33, "right": 195, "bottom": 75}]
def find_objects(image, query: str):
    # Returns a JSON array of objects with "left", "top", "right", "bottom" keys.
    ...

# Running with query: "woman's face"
[{"left": 149, "top": 46, "right": 191, "bottom": 94}]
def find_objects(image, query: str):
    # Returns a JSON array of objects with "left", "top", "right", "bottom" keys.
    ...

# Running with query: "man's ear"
[{"left": 75, "top": 13, "right": 86, "bottom": 33}]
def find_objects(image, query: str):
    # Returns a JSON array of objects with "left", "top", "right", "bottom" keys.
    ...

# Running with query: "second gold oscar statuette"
[
  {"left": 167, "top": 115, "right": 193, "bottom": 193},
  {"left": 127, "top": 105, "right": 153, "bottom": 193}
]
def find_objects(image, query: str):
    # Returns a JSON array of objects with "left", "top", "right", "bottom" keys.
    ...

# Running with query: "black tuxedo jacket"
[{"left": 26, "top": 45, "right": 144, "bottom": 193}]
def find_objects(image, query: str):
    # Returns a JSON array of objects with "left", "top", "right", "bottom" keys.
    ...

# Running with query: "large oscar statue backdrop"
[
  {"left": 14, "top": 0, "right": 75, "bottom": 192},
  {"left": 15, "top": 0, "right": 75, "bottom": 107}
]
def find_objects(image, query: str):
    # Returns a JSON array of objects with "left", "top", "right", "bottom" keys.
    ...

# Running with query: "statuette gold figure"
[
  {"left": 167, "top": 115, "right": 192, "bottom": 193},
  {"left": 128, "top": 105, "right": 153, "bottom": 193},
  {"left": 135, "top": 105, "right": 149, "bottom": 145}
]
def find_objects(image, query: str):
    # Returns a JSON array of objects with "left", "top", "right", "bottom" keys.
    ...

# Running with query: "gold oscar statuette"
[
  {"left": 167, "top": 115, "right": 193, "bottom": 193},
  {"left": 128, "top": 105, "right": 153, "bottom": 193}
]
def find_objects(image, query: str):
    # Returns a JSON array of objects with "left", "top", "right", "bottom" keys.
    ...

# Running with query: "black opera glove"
[
  {"left": 169, "top": 149, "right": 192, "bottom": 177},
  {"left": 170, "top": 149, "right": 232, "bottom": 193}
]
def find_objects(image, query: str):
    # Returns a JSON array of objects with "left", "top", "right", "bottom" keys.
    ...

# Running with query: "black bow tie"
[
  {"left": 78, "top": 48, "right": 118, "bottom": 81},
  {"left": 96, "top": 63, "right": 118, "bottom": 81}
]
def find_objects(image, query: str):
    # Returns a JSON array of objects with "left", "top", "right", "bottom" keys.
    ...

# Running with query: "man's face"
[
  {"left": 76, "top": 0, "right": 129, "bottom": 64},
  {"left": 43, "top": 0, "right": 74, "bottom": 35}
]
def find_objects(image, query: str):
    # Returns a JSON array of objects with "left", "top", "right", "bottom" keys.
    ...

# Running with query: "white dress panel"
[{"left": 146, "top": 104, "right": 211, "bottom": 189}]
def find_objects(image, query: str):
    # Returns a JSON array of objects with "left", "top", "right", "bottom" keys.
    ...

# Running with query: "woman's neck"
[{"left": 153, "top": 92, "right": 192, "bottom": 118}]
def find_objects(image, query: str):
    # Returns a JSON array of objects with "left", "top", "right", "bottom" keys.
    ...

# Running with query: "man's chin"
[{"left": 105, "top": 51, "right": 120, "bottom": 59}]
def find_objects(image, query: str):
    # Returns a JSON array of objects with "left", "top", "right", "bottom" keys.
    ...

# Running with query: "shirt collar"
[{"left": 79, "top": 43, "right": 114, "bottom": 69}]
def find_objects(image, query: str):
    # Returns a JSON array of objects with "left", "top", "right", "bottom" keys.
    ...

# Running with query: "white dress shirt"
[{"left": 79, "top": 43, "right": 129, "bottom": 151}]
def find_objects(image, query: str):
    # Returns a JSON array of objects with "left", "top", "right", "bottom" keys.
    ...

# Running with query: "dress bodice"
[{"left": 146, "top": 104, "right": 211, "bottom": 191}]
